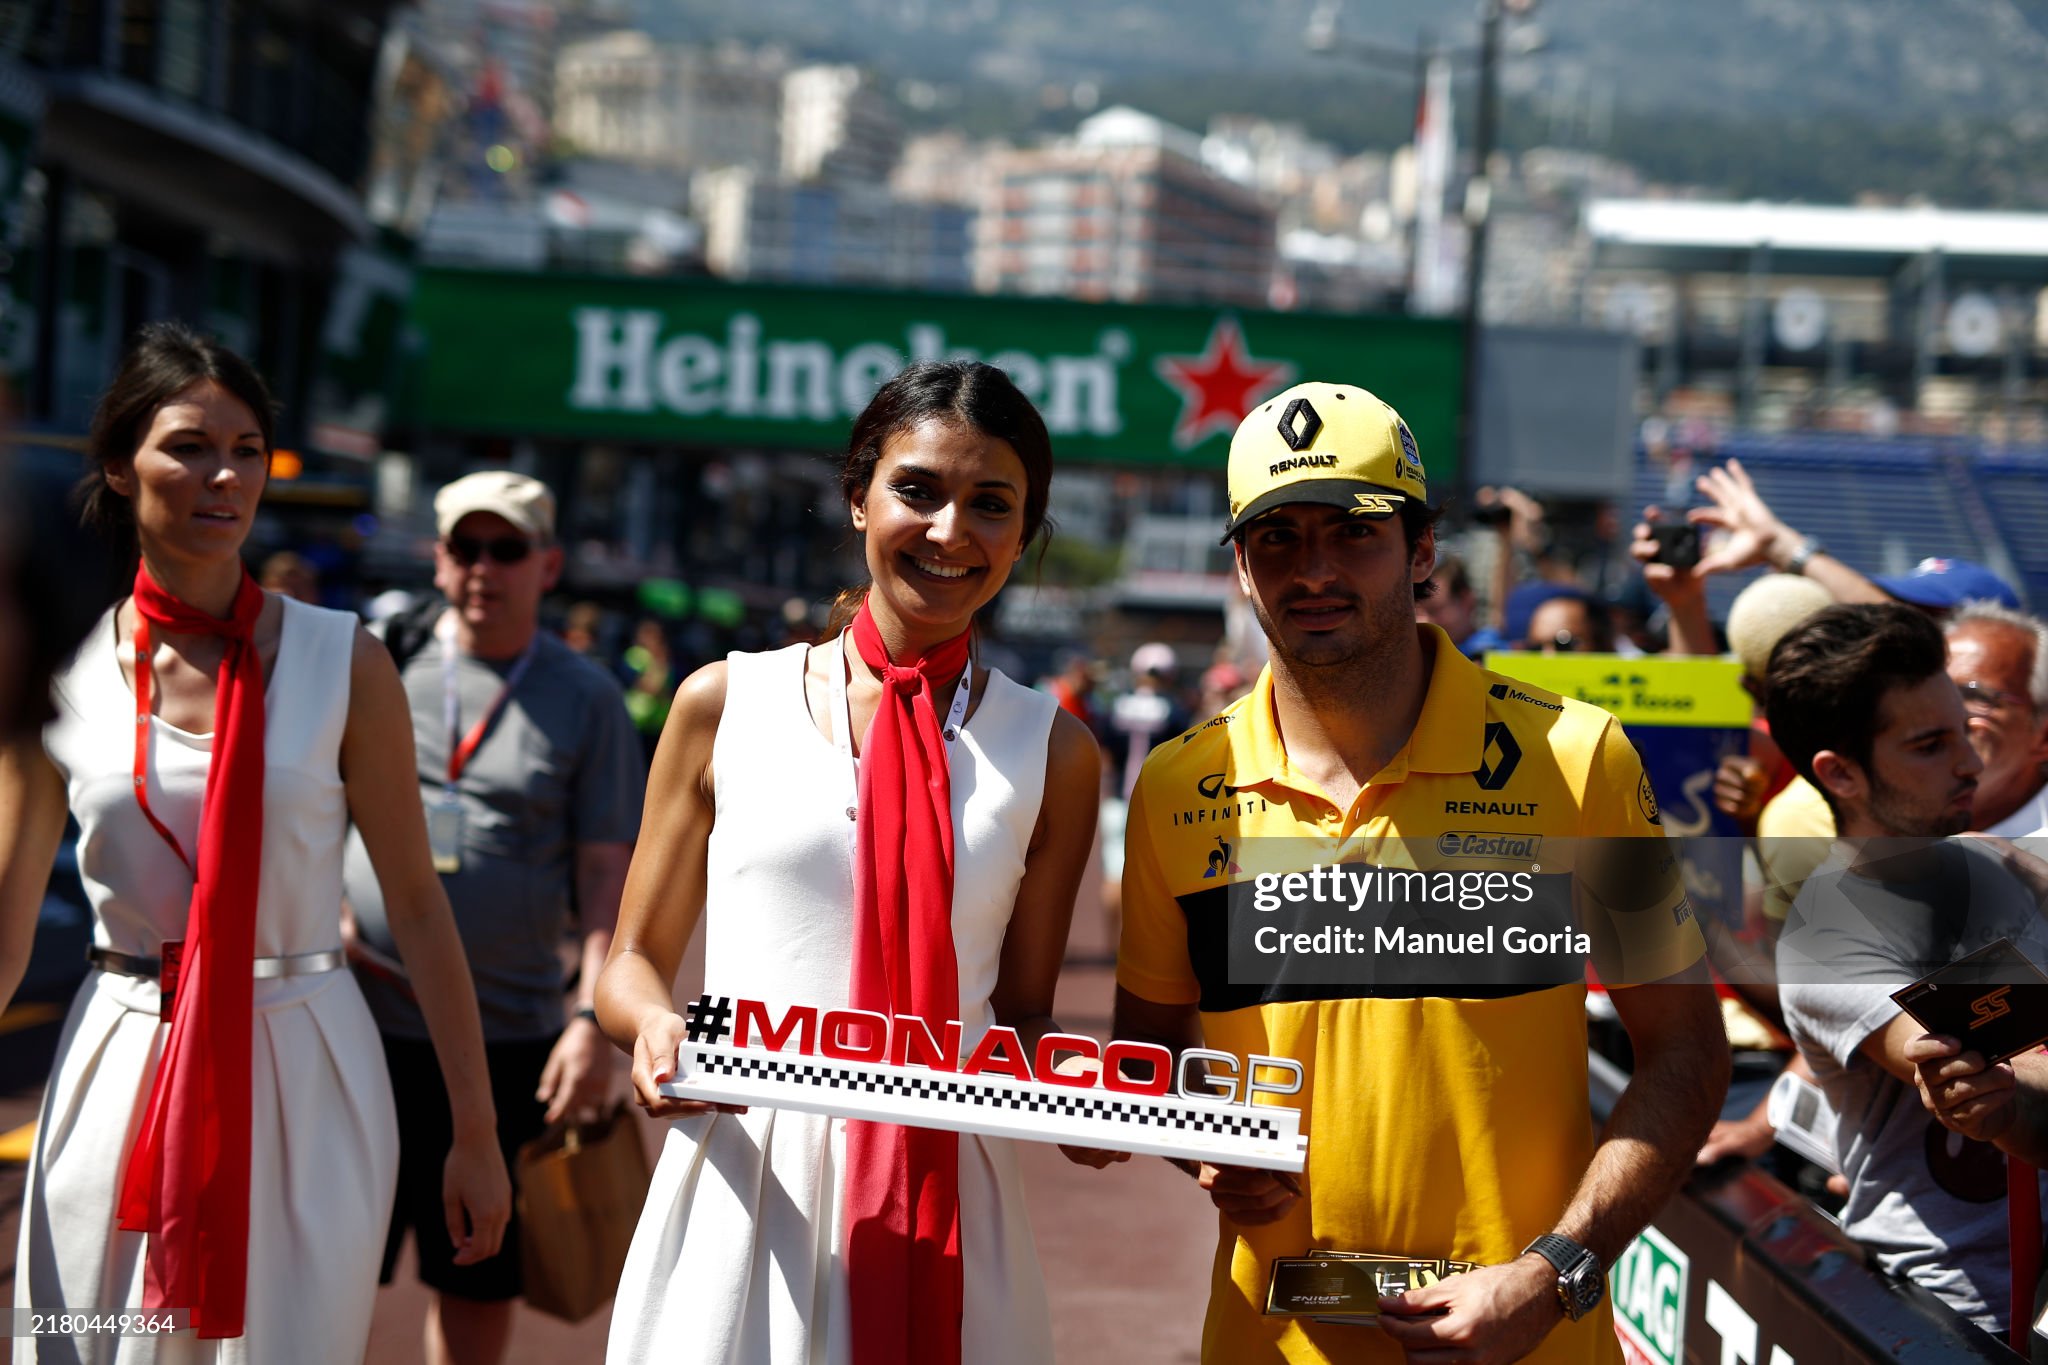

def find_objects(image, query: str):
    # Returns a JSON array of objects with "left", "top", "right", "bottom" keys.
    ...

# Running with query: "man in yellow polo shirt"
[{"left": 1107, "top": 383, "right": 1728, "bottom": 1364}]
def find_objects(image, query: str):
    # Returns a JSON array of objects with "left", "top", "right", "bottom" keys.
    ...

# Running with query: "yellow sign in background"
[{"left": 1481, "top": 653, "right": 1753, "bottom": 729}]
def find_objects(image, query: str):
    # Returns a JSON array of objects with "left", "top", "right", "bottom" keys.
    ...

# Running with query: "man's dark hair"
[
  {"left": 1403, "top": 500, "right": 1444, "bottom": 601},
  {"left": 1765, "top": 603, "right": 1949, "bottom": 798}
]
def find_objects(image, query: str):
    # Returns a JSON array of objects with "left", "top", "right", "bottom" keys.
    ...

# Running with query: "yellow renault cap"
[{"left": 1220, "top": 381, "right": 1427, "bottom": 542}]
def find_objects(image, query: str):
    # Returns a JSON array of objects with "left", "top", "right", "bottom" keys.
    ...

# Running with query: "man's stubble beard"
[
  {"left": 1866, "top": 770, "right": 1972, "bottom": 839},
  {"left": 1252, "top": 573, "right": 1420, "bottom": 704}
]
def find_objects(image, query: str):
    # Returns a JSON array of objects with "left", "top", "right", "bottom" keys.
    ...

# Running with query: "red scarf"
[
  {"left": 844, "top": 601, "right": 968, "bottom": 1365},
  {"left": 117, "top": 564, "right": 267, "bottom": 1339}
]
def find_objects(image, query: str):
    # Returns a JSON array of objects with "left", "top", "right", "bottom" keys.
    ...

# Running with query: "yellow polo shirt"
[
  {"left": 1756, "top": 776, "right": 1835, "bottom": 924},
  {"left": 1118, "top": 626, "right": 1702, "bottom": 1364}
]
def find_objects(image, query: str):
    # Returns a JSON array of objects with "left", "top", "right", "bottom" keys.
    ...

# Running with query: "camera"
[{"left": 1648, "top": 523, "right": 1701, "bottom": 571}]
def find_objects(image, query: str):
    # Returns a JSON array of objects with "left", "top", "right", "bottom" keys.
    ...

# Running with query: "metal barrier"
[{"left": 1588, "top": 1049, "right": 2021, "bottom": 1364}]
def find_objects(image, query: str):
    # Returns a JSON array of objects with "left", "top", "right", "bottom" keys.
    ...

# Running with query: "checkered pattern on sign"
[{"left": 691, "top": 1051, "right": 1283, "bottom": 1139}]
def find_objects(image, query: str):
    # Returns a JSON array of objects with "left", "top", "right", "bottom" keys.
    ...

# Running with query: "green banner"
[
  {"left": 403, "top": 268, "right": 1464, "bottom": 475},
  {"left": 1610, "top": 1224, "right": 1689, "bottom": 1365},
  {"left": 309, "top": 235, "right": 416, "bottom": 457}
]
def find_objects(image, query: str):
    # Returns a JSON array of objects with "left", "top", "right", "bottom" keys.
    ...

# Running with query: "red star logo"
[{"left": 1153, "top": 317, "right": 1296, "bottom": 451}]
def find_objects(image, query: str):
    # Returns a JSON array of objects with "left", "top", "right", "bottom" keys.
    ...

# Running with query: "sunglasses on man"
[
  {"left": 1957, "top": 680, "right": 2033, "bottom": 718},
  {"left": 445, "top": 533, "right": 534, "bottom": 566}
]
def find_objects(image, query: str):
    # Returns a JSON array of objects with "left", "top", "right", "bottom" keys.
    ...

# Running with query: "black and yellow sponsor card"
[
  {"left": 1278, "top": 1252, "right": 1476, "bottom": 1326},
  {"left": 1265, "top": 1258, "right": 1393, "bottom": 1319},
  {"left": 1893, "top": 937, "right": 2048, "bottom": 1066}
]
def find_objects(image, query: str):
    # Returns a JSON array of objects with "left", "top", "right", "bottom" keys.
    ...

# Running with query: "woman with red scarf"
[
  {"left": 597, "top": 361, "right": 1102, "bottom": 1365},
  {"left": 0, "top": 323, "right": 510, "bottom": 1362}
]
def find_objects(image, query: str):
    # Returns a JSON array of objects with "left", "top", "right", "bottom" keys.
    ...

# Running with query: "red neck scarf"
[
  {"left": 844, "top": 600, "right": 969, "bottom": 1365},
  {"left": 117, "top": 564, "right": 267, "bottom": 1339}
]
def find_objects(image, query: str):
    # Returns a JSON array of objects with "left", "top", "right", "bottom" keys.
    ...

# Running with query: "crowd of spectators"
[
  {"left": 9, "top": 428, "right": 2047, "bottom": 1354},
  {"left": 1431, "top": 457, "right": 2048, "bottom": 1351}
]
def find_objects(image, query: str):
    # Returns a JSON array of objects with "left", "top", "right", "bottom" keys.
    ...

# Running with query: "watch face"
[{"left": 1566, "top": 1261, "right": 1605, "bottom": 1318}]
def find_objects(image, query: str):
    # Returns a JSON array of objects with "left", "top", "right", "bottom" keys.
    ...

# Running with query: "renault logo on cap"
[{"left": 1277, "top": 397, "right": 1323, "bottom": 452}]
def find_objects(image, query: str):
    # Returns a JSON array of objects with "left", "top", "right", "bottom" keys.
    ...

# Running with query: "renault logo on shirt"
[{"left": 1474, "top": 721, "right": 1522, "bottom": 791}]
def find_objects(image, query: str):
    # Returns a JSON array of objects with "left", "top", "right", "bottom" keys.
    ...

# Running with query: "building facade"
[
  {"left": 781, "top": 63, "right": 900, "bottom": 185},
  {"left": 891, "top": 131, "right": 1004, "bottom": 209},
  {"left": 553, "top": 31, "right": 782, "bottom": 175},
  {"left": 697, "top": 167, "right": 970, "bottom": 293},
  {"left": 1582, "top": 199, "right": 2048, "bottom": 439},
  {"left": 974, "top": 109, "right": 1275, "bottom": 308},
  {"left": 4, "top": 0, "right": 401, "bottom": 453}
]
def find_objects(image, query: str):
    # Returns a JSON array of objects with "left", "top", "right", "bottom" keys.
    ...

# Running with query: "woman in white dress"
[
  {"left": 0, "top": 322, "right": 511, "bottom": 1363},
  {"left": 597, "top": 360, "right": 1102, "bottom": 1365}
]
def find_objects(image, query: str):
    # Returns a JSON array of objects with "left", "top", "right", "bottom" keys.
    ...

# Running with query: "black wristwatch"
[{"left": 1523, "top": 1234, "right": 1604, "bottom": 1321}]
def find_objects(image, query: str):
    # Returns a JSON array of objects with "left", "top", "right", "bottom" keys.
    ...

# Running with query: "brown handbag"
[{"left": 515, "top": 1102, "right": 653, "bottom": 1322}]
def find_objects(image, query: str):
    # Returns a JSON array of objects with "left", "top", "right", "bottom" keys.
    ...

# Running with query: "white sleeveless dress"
[
  {"left": 607, "top": 642, "right": 1058, "bottom": 1365},
  {"left": 17, "top": 597, "right": 399, "bottom": 1364}
]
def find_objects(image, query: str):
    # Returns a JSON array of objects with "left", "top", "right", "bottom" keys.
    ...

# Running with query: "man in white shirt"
[
  {"left": 1767, "top": 602, "right": 2048, "bottom": 1336},
  {"left": 1945, "top": 602, "right": 2048, "bottom": 838}
]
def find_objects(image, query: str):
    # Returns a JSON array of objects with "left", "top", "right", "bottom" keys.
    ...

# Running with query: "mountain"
[{"left": 631, "top": 0, "right": 2048, "bottom": 205}]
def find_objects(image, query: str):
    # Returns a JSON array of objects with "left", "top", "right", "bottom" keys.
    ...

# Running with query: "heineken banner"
[
  {"left": 1483, "top": 652, "right": 1753, "bottom": 926},
  {"left": 309, "top": 236, "right": 416, "bottom": 458},
  {"left": 404, "top": 268, "right": 1464, "bottom": 473}
]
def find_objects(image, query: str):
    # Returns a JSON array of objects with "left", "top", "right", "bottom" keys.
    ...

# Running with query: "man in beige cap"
[
  {"left": 343, "top": 470, "right": 646, "bottom": 1365},
  {"left": 1099, "top": 382, "right": 1725, "bottom": 1364}
]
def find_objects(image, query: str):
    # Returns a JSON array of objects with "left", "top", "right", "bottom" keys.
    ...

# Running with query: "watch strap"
[
  {"left": 1525, "top": 1233, "right": 1603, "bottom": 1321},
  {"left": 1783, "top": 535, "right": 1824, "bottom": 575},
  {"left": 1523, "top": 1233, "right": 1586, "bottom": 1275}
]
